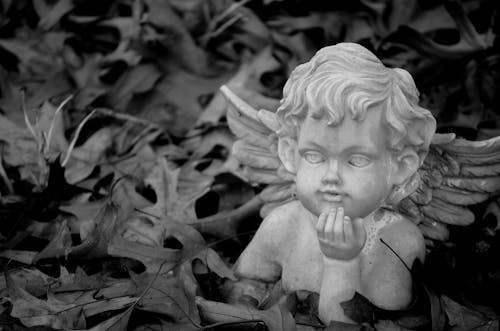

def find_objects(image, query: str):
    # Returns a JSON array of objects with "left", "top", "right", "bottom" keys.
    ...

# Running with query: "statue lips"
[{"left": 318, "top": 189, "right": 344, "bottom": 202}]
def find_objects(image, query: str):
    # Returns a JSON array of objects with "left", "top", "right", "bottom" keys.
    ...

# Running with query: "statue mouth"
[{"left": 318, "top": 191, "right": 344, "bottom": 202}]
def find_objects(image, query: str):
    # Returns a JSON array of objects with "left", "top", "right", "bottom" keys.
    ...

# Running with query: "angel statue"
[{"left": 197, "top": 43, "right": 500, "bottom": 326}]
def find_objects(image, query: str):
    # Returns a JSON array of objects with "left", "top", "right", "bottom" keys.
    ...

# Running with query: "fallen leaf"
[
  {"left": 87, "top": 308, "right": 132, "bottom": 331},
  {"left": 82, "top": 296, "right": 137, "bottom": 317},
  {"left": 441, "top": 296, "right": 499, "bottom": 331},
  {"left": 0, "top": 37, "right": 62, "bottom": 79},
  {"left": 130, "top": 272, "right": 200, "bottom": 324},
  {"left": 70, "top": 54, "right": 110, "bottom": 109},
  {"left": 33, "top": 219, "right": 72, "bottom": 262},
  {"left": 122, "top": 214, "right": 164, "bottom": 247},
  {"left": 374, "top": 320, "right": 411, "bottom": 331},
  {"left": 340, "top": 292, "right": 381, "bottom": 324},
  {"left": 196, "top": 296, "right": 297, "bottom": 331},
  {"left": 149, "top": 67, "right": 229, "bottom": 136},
  {"left": 0, "top": 250, "right": 37, "bottom": 264},
  {"left": 95, "top": 279, "right": 136, "bottom": 299},
  {"left": 25, "top": 72, "right": 73, "bottom": 111},
  {"left": 107, "top": 235, "right": 181, "bottom": 273},
  {"left": 60, "top": 199, "right": 106, "bottom": 241},
  {"left": 106, "top": 142, "right": 158, "bottom": 179},
  {"left": 107, "top": 64, "right": 162, "bottom": 111},
  {"left": 51, "top": 267, "right": 106, "bottom": 293},
  {"left": 141, "top": 157, "right": 180, "bottom": 220},
  {"left": 111, "top": 176, "right": 153, "bottom": 212},
  {"left": 0, "top": 268, "right": 51, "bottom": 297},
  {"left": 325, "top": 320, "right": 370, "bottom": 331},
  {"left": 143, "top": 0, "right": 210, "bottom": 75},
  {"left": 64, "top": 127, "right": 113, "bottom": 184},
  {"left": 172, "top": 161, "right": 213, "bottom": 221},
  {"left": 6, "top": 271, "right": 85, "bottom": 329},
  {"left": 134, "top": 321, "right": 199, "bottom": 331},
  {"left": 66, "top": 194, "right": 129, "bottom": 259},
  {"left": 0, "top": 115, "right": 39, "bottom": 167},
  {"left": 33, "top": 0, "right": 74, "bottom": 30}
]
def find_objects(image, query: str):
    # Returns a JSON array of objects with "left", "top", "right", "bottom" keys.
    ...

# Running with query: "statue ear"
[
  {"left": 278, "top": 137, "right": 298, "bottom": 174},
  {"left": 392, "top": 148, "right": 420, "bottom": 186},
  {"left": 386, "top": 148, "right": 420, "bottom": 206}
]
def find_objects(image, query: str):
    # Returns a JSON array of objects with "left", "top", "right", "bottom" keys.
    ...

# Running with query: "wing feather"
[
  {"left": 260, "top": 183, "right": 296, "bottom": 203},
  {"left": 398, "top": 133, "right": 500, "bottom": 242},
  {"left": 432, "top": 187, "right": 488, "bottom": 205},
  {"left": 221, "top": 85, "right": 295, "bottom": 214},
  {"left": 421, "top": 198, "right": 474, "bottom": 226},
  {"left": 461, "top": 163, "right": 500, "bottom": 176},
  {"left": 443, "top": 176, "right": 500, "bottom": 193},
  {"left": 232, "top": 141, "right": 281, "bottom": 170},
  {"left": 440, "top": 135, "right": 500, "bottom": 155},
  {"left": 419, "top": 218, "right": 450, "bottom": 241}
]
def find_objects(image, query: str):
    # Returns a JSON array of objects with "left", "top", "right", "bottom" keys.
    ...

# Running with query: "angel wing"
[
  {"left": 397, "top": 133, "right": 500, "bottom": 242},
  {"left": 220, "top": 85, "right": 296, "bottom": 217},
  {"left": 222, "top": 85, "right": 500, "bottom": 242}
]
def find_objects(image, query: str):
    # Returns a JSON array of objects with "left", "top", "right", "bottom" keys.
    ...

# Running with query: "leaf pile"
[{"left": 0, "top": 0, "right": 499, "bottom": 330}]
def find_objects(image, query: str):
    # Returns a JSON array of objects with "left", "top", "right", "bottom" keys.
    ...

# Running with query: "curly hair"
[{"left": 277, "top": 43, "right": 436, "bottom": 164}]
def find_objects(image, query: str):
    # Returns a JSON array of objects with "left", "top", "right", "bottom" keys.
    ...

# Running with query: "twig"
[
  {"left": 212, "top": 0, "right": 253, "bottom": 27},
  {"left": 469, "top": 317, "right": 500, "bottom": 331},
  {"left": 200, "top": 0, "right": 253, "bottom": 46},
  {"left": 200, "top": 319, "right": 264, "bottom": 330},
  {"left": 208, "top": 13, "right": 243, "bottom": 40},
  {"left": 45, "top": 95, "right": 73, "bottom": 155},
  {"left": 188, "top": 195, "right": 263, "bottom": 238},
  {"left": 94, "top": 107, "right": 160, "bottom": 128},
  {"left": 0, "top": 153, "right": 14, "bottom": 194},
  {"left": 104, "top": 197, "right": 262, "bottom": 330},
  {"left": 62, "top": 109, "right": 96, "bottom": 166},
  {"left": 21, "top": 88, "right": 38, "bottom": 146}
]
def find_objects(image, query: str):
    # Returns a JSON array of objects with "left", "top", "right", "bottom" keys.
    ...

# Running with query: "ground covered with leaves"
[{"left": 0, "top": 0, "right": 499, "bottom": 330}]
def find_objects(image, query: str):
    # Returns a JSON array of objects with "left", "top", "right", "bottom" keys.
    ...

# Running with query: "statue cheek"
[{"left": 358, "top": 176, "right": 387, "bottom": 202}]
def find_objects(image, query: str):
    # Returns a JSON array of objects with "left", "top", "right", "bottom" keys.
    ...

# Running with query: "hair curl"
[{"left": 277, "top": 43, "right": 436, "bottom": 164}]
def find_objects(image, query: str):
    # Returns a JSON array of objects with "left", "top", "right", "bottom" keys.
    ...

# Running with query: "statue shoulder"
[
  {"left": 377, "top": 211, "right": 426, "bottom": 263},
  {"left": 257, "top": 200, "right": 305, "bottom": 238}
]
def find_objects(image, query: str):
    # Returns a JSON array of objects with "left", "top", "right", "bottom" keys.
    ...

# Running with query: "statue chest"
[
  {"left": 277, "top": 216, "right": 387, "bottom": 295},
  {"left": 280, "top": 224, "right": 323, "bottom": 294}
]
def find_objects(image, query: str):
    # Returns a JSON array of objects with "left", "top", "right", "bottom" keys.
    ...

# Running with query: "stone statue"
[{"left": 198, "top": 43, "right": 500, "bottom": 326}]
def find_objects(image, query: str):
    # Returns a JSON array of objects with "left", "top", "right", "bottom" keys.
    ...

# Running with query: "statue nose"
[{"left": 322, "top": 160, "right": 341, "bottom": 184}]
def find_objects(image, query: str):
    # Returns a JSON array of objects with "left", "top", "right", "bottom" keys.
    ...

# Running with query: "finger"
[
  {"left": 343, "top": 216, "right": 354, "bottom": 242},
  {"left": 353, "top": 218, "right": 367, "bottom": 246},
  {"left": 333, "top": 207, "right": 345, "bottom": 242},
  {"left": 316, "top": 212, "right": 328, "bottom": 239},
  {"left": 324, "top": 209, "right": 336, "bottom": 241}
]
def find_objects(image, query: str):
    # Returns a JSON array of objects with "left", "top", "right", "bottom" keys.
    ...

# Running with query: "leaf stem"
[{"left": 200, "top": 319, "right": 264, "bottom": 330}]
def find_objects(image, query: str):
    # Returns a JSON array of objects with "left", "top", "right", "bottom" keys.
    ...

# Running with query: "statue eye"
[
  {"left": 304, "top": 151, "right": 325, "bottom": 164},
  {"left": 349, "top": 155, "right": 371, "bottom": 167}
]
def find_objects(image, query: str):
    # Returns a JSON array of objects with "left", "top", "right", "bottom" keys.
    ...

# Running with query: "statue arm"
[
  {"left": 319, "top": 257, "right": 362, "bottom": 323},
  {"left": 362, "top": 219, "right": 425, "bottom": 310},
  {"left": 318, "top": 216, "right": 425, "bottom": 323},
  {"left": 223, "top": 210, "right": 285, "bottom": 308}
]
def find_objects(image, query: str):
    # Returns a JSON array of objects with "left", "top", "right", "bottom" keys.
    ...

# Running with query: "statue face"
[{"left": 295, "top": 108, "right": 394, "bottom": 219}]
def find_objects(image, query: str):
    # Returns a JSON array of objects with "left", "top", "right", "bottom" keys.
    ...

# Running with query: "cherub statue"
[{"left": 200, "top": 43, "right": 500, "bottom": 325}]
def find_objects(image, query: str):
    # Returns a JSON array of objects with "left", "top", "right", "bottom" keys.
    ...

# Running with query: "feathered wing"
[
  {"left": 397, "top": 133, "right": 500, "bottom": 242},
  {"left": 221, "top": 86, "right": 296, "bottom": 217}
]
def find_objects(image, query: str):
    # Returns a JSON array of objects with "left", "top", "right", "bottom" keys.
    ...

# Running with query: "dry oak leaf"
[
  {"left": 130, "top": 272, "right": 200, "bottom": 324},
  {"left": 441, "top": 296, "right": 500, "bottom": 331},
  {"left": 64, "top": 127, "right": 113, "bottom": 184},
  {"left": 196, "top": 296, "right": 296, "bottom": 331},
  {"left": 33, "top": 0, "right": 74, "bottom": 30},
  {"left": 33, "top": 219, "right": 72, "bottom": 262},
  {"left": 107, "top": 64, "right": 162, "bottom": 111},
  {"left": 6, "top": 272, "right": 85, "bottom": 330}
]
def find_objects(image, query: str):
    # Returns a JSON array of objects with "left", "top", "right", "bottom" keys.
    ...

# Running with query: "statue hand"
[{"left": 316, "top": 207, "right": 367, "bottom": 261}]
